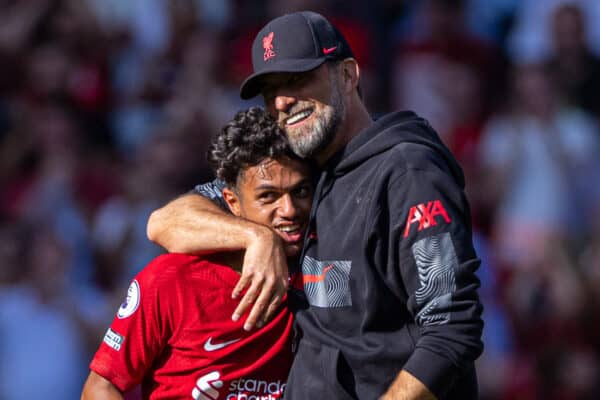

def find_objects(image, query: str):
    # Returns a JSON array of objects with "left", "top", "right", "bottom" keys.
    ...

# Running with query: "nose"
[
  {"left": 277, "top": 194, "right": 298, "bottom": 218},
  {"left": 274, "top": 94, "right": 296, "bottom": 113}
]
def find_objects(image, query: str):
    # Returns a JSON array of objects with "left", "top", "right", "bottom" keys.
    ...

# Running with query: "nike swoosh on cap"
[
  {"left": 203, "top": 337, "right": 241, "bottom": 352},
  {"left": 323, "top": 46, "right": 337, "bottom": 54}
]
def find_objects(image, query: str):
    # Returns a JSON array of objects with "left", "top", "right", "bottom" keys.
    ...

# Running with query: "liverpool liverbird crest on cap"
[{"left": 239, "top": 11, "right": 354, "bottom": 99}]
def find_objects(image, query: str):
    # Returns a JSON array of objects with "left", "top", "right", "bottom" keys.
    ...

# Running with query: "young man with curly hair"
[{"left": 81, "top": 107, "right": 313, "bottom": 400}]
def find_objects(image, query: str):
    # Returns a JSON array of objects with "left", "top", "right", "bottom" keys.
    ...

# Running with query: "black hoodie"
[{"left": 284, "top": 111, "right": 484, "bottom": 399}]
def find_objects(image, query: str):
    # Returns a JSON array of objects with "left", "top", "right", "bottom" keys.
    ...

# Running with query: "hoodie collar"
[
  {"left": 323, "top": 111, "right": 419, "bottom": 173},
  {"left": 320, "top": 110, "right": 464, "bottom": 187}
]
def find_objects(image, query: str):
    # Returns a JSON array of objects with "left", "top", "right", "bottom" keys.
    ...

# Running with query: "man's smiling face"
[
  {"left": 225, "top": 157, "right": 313, "bottom": 257},
  {"left": 261, "top": 62, "right": 346, "bottom": 159}
]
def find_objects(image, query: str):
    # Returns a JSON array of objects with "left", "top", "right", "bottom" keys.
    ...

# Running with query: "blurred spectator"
[
  {"left": 0, "top": 0, "right": 47, "bottom": 50},
  {"left": 0, "top": 223, "right": 107, "bottom": 400},
  {"left": 479, "top": 62, "right": 599, "bottom": 268},
  {"left": 507, "top": 0, "right": 600, "bottom": 62},
  {"left": 501, "top": 246, "right": 600, "bottom": 399},
  {"left": 546, "top": 3, "right": 600, "bottom": 117},
  {"left": 10, "top": 103, "right": 115, "bottom": 289},
  {"left": 164, "top": 28, "right": 240, "bottom": 131},
  {"left": 478, "top": 62, "right": 600, "bottom": 398},
  {"left": 473, "top": 232, "right": 516, "bottom": 400},
  {"left": 391, "top": 0, "right": 501, "bottom": 141},
  {"left": 91, "top": 125, "right": 213, "bottom": 291},
  {"left": 91, "top": 162, "right": 164, "bottom": 294},
  {"left": 462, "top": 0, "right": 519, "bottom": 45}
]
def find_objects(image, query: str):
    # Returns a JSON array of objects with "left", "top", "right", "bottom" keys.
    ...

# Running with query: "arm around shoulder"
[
  {"left": 146, "top": 192, "right": 289, "bottom": 330},
  {"left": 81, "top": 371, "right": 124, "bottom": 400},
  {"left": 147, "top": 192, "right": 270, "bottom": 254}
]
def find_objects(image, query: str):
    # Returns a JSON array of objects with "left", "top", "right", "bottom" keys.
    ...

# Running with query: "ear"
[
  {"left": 222, "top": 188, "right": 242, "bottom": 217},
  {"left": 341, "top": 58, "right": 360, "bottom": 94}
]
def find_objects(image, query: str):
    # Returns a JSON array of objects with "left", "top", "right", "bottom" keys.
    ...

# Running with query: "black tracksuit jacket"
[{"left": 284, "top": 111, "right": 484, "bottom": 399}]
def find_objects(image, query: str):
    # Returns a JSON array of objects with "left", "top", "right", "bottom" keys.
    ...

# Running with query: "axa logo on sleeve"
[
  {"left": 117, "top": 280, "right": 140, "bottom": 319},
  {"left": 404, "top": 199, "right": 451, "bottom": 237},
  {"left": 191, "top": 371, "right": 286, "bottom": 400}
]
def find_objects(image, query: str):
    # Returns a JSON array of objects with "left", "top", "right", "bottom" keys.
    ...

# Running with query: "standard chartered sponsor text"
[{"left": 226, "top": 378, "right": 285, "bottom": 399}]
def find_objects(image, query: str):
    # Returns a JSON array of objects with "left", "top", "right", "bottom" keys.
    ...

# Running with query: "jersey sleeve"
[
  {"left": 89, "top": 260, "right": 173, "bottom": 392},
  {"left": 383, "top": 151, "right": 484, "bottom": 398},
  {"left": 191, "top": 179, "right": 229, "bottom": 211}
]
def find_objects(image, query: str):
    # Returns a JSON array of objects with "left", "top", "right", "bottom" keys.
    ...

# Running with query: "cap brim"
[{"left": 239, "top": 57, "right": 328, "bottom": 100}]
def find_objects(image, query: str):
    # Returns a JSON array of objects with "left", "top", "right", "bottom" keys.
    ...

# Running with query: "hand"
[{"left": 231, "top": 227, "right": 289, "bottom": 330}]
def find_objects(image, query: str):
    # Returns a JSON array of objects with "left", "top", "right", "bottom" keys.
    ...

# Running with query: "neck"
[{"left": 315, "top": 100, "right": 372, "bottom": 166}]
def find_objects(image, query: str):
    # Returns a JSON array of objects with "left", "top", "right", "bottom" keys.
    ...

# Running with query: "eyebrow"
[
  {"left": 255, "top": 184, "right": 278, "bottom": 191},
  {"left": 254, "top": 178, "right": 311, "bottom": 191}
]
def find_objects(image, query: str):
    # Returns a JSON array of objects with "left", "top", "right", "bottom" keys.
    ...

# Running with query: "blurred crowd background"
[{"left": 0, "top": 0, "right": 599, "bottom": 399}]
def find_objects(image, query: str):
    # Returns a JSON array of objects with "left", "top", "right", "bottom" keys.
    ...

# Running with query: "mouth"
[
  {"left": 274, "top": 223, "right": 305, "bottom": 244},
  {"left": 284, "top": 108, "right": 314, "bottom": 127}
]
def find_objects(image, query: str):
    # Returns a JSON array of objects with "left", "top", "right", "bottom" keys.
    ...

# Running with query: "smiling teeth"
[
  {"left": 286, "top": 110, "right": 312, "bottom": 125},
  {"left": 277, "top": 225, "right": 300, "bottom": 232}
]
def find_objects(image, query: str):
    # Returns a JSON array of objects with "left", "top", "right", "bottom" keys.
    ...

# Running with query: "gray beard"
[{"left": 288, "top": 77, "right": 345, "bottom": 159}]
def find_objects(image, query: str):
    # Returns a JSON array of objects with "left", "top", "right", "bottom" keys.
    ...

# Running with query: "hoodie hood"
[{"left": 327, "top": 111, "right": 465, "bottom": 188}]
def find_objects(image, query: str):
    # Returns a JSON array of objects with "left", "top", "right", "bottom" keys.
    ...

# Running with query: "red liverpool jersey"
[{"left": 90, "top": 253, "right": 293, "bottom": 400}]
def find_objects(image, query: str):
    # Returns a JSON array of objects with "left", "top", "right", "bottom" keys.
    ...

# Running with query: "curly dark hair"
[{"left": 208, "top": 107, "right": 302, "bottom": 186}]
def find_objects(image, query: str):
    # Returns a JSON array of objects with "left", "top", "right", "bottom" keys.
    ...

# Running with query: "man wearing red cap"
[{"left": 148, "top": 11, "right": 483, "bottom": 400}]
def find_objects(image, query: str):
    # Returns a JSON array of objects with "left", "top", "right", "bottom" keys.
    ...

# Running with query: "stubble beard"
[{"left": 286, "top": 76, "right": 345, "bottom": 159}]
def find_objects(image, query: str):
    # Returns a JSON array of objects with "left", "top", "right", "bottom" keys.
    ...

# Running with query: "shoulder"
[
  {"left": 192, "top": 179, "right": 226, "bottom": 197},
  {"left": 378, "top": 118, "right": 455, "bottom": 173},
  {"left": 141, "top": 253, "right": 240, "bottom": 292},
  {"left": 191, "top": 179, "right": 229, "bottom": 210},
  {"left": 134, "top": 253, "right": 214, "bottom": 290},
  {"left": 383, "top": 142, "right": 455, "bottom": 185},
  {"left": 121, "top": 254, "right": 235, "bottom": 318}
]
